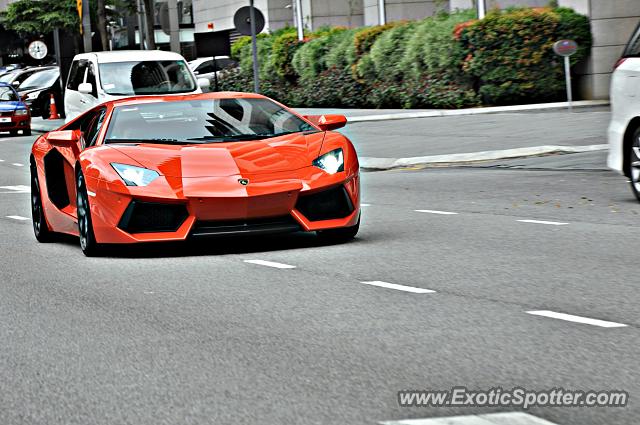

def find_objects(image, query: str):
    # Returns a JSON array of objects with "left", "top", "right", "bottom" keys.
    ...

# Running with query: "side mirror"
[
  {"left": 304, "top": 114, "right": 347, "bottom": 131},
  {"left": 197, "top": 78, "right": 210, "bottom": 89},
  {"left": 47, "top": 129, "right": 82, "bottom": 147},
  {"left": 78, "top": 82, "right": 93, "bottom": 94}
]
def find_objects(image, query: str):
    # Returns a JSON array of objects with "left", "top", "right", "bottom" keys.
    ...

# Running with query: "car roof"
[{"left": 74, "top": 50, "right": 187, "bottom": 64}]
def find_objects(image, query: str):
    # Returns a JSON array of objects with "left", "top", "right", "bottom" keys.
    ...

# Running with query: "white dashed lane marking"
[
  {"left": 0, "top": 185, "right": 30, "bottom": 193},
  {"left": 381, "top": 412, "right": 560, "bottom": 425},
  {"left": 244, "top": 260, "right": 296, "bottom": 269},
  {"left": 517, "top": 219, "right": 568, "bottom": 226},
  {"left": 415, "top": 210, "right": 458, "bottom": 215},
  {"left": 526, "top": 310, "right": 627, "bottom": 328},
  {"left": 6, "top": 215, "right": 29, "bottom": 221},
  {"left": 361, "top": 203, "right": 371, "bottom": 207},
  {"left": 361, "top": 281, "right": 435, "bottom": 294},
  {"left": 11, "top": 163, "right": 24, "bottom": 167}
]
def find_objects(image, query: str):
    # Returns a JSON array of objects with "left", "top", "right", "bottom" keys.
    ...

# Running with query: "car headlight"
[
  {"left": 14, "top": 109, "right": 28, "bottom": 116},
  {"left": 313, "top": 148, "right": 344, "bottom": 174},
  {"left": 25, "top": 91, "right": 40, "bottom": 100},
  {"left": 111, "top": 163, "right": 160, "bottom": 187}
]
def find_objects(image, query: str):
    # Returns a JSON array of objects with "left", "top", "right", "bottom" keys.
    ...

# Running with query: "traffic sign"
[{"left": 553, "top": 39, "right": 578, "bottom": 57}]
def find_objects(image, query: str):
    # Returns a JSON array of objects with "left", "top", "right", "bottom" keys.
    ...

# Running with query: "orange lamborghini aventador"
[{"left": 30, "top": 93, "right": 360, "bottom": 256}]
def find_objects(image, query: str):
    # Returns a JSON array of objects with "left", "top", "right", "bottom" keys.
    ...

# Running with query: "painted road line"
[
  {"left": 6, "top": 215, "right": 29, "bottom": 221},
  {"left": 0, "top": 185, "right": 30, "bottom": 193},
  {"left": 517, "top": 219, "right": 568, "bottom": 226},
  {"left": 244, "top": 260, "right": 296, "bottom": 269},
  {"left": 526, "top": 310, "right": 627, "bottom": 328},
  {"left": 361, "top": 281, "right": 435, "bottom": 294},
  {"left": 415, "top": 209, "right": 459, "bottom": 215},
  {"left": 361, "top": 203, "right": 371, "bottom": 207},
  {"left": 0, "top": 159, "right": 4, "bottom": 162},
  {"left": 381, "top": 412, "right": 559, "bottom": 425},
  {"left": 11, "top": 163, "right": 24, "bottom": 167}
]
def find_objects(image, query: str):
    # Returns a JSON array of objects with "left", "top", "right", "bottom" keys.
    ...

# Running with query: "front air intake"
[
  {"left": 295, "top": 186, "right": 354, "bottom": 221},
  {"left": 118, "top": 201, "right": 188, "bottom": 233}
]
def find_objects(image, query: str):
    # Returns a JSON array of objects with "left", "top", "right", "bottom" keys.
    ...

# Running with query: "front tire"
[
  {"left": 23, "top": 128, "right": 31, "bottom": 136},
  {"left": 76, "top": 171, "right": 101, "bottom": 256},
  {"left": 317, "top": 216, "right": 360, "bottom": 244},
  {"left": 629, "top": 127, "right": 640, "bottom": 202},
  {"left": 31, "top": 163, "right": 53, "bottom": 242}
]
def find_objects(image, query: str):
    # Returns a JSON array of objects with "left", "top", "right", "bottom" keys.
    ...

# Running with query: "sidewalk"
[
  {"left": 294, "top": 100, "right": 609, "bottom": 123},
  {"left": 31, "top": 117, "right": 64, "bottom": 133}
]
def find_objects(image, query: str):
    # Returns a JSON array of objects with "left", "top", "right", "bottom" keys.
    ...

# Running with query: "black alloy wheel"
[
  {"left": 76, "top": 171, "right": 101, "bottom": 256},
  {"left": 630, "top": 127, "right": 640, "bottom": 202},
  {"left": 31, "top": 163, "right": 52, "bottom": 242}
]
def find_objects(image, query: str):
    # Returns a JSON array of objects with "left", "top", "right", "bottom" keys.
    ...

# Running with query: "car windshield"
[
  {"left": 105, "top": 98, "right": 316, "bottom": 143},
  {"left": 0, "top": 86, "right": 18, "bottom": 101},
  {"left": 99, "top": 60, "right": 196, "bottom": 95},
  {"left": 19, "top": 69, "right": 58, "bottom": 90},
  {"left": 0, "top": 73, "right": 16, "bottom": 83}
]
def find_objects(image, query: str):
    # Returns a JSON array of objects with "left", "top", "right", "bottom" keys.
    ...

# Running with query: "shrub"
[
  {"left": 294, "top": 66, "right": 368, "bottom": 108},
  {"left": 270, "top": 31, "right": 304, "bottom": 81},
  {"left": 357, "top": 21, "right": 417, "bottom": 81},
  {"left": 400, "top": 10, "right": 476, "bottom": 81},
  {"left": 292, "top": 27, "right": 348, "bottom": 80},
  {"left": 324, "top": 29, "right": 358, "bottom": 70},
  {"left": 459, "top": 7, "right": 591, "bottom": 105}
]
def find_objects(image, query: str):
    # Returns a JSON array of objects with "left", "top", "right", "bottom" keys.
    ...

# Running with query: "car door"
[
  {"left": 81, "top": 61, "right": 101, "bottom": 111},
  {"left": 41, "top": 109, "right": 101, "bottom": 234},
  {"left": 64, "top": 60, "right": 87, "bottom": 120}
]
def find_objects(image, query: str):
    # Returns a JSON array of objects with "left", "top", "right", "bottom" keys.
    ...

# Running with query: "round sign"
[
  {"left": 553, "top": 39, "right": 578, "bottom": 57},
  {"left": 233, "top": 6, "right": 266, "bottom": 36},
  {"left": 28, "top": 40, "right": 48, "bottom": 60}
]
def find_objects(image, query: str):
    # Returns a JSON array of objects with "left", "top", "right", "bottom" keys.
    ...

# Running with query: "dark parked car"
[
  {"left": 17, "top": 67, "right": 63, "bottom": 119},
  {"left": 0, "top": 66, "right": 52, "bottom": 90}
]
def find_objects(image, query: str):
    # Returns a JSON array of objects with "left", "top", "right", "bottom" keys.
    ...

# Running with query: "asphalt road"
[{"left": 0, "top": 112, "right": 638, "bottom": 425}]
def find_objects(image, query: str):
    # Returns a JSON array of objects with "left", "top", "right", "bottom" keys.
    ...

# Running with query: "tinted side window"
[
  {"left": 195, "top": 61, "right": 215, "bottom": 74},
  {"left": 67, "top": 61, "right": 88, "bottom": 90},
  {"left": 624, "top": 23, "right": 640, "bottom": 57},
  {"left": 86, "top": 64, "right": 98, "bottom": 97},
  {"left": 84, "top": 108, "right": 107, "bottom": 147},
  {"left": 216, "top": 58, "right": 237, "bottom": 70}
]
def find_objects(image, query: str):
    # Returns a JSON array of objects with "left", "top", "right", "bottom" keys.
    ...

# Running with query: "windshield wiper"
[{"left": 106, "top": 138, "right": 200, "bottom": 145}]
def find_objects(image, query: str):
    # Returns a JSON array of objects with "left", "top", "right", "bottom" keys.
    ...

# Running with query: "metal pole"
[
  {"left": 564, "top": 56, "right": 573, "bottom": 113},
  {"left": 378, "top": 0, "right": 386, "bottom": 25},
  {"left": 294, "top": 0, "right": 304, "bottom": 41},
  {"left": 82, "top": 0, "right": 92, "bottom": 52},
  {"left": 167, "top": 0, "right": 181, "bottom": 53},
  {"left": 477, "top": 0, "right": 486, "bottom": 19},
  {"left": 137, "top": 0, "right": 145, "bottom": 49},
  {"left": 249, "top": 0, "right": 260, "bottom": 93},
  {"left": 53, "top": 29, "right": 65, "bottom": 96}
]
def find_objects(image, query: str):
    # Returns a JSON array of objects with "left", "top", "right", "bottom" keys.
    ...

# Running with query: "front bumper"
[
  {"left": 0, "top": 115, "right": 30, "bottom": 132},
  {"left": 86, "top": 167, "right": 360, "bottom": 244}
]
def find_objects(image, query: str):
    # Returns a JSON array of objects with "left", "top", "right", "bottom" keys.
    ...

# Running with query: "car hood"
[
  {"left": 107, "top": 131, "right": 327, "bottom": 178},
  {"left": 0, "top": 101, "right": 23, "bottom": 112}
]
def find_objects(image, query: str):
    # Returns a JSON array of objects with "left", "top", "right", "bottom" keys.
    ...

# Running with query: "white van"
[{"left": 64, "top": 50, "right": 209, "bottom": 121}]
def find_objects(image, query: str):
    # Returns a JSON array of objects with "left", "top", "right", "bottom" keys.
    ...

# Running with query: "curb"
[
  {"left": 348, "top": 100, "right": 609, "bottom": 123},
  {"left": 360, "top": 144, "right": 609, "bottom": 170}
]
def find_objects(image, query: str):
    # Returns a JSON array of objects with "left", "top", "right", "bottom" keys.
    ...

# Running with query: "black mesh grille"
[
  {"left": 295, "top": 186, "right": 354, "bottom": 222},
  {"left": 118, "top": 201, "right": 188, "bottom": 233},
  {"left": 191, "top": 215, "right": 300, "bottom": 237}
]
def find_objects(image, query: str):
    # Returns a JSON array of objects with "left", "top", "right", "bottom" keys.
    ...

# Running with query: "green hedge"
[{"left": 221, "top": 7, "right": 591, "bottom": 109}]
